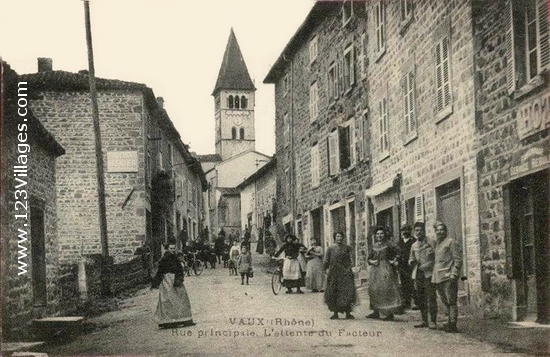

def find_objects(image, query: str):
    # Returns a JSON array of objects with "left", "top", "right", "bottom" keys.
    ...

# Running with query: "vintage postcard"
[{"left": 1, "top": 0, "right": 549, "bottom": 356}]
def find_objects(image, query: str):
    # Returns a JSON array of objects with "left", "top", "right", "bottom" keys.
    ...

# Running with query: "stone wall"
[
  {"left": 1, "top": 108, "right": 62, "bottom": 338},
  {"left": 472, "top": 0, "right": 550, "bottom": 318},
  {"left": 29, "top": 90, "right": 147, "bottom": 264}
]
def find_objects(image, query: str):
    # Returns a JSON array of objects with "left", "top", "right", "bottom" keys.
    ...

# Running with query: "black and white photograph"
[{"left": 1, "top": 0, "right": 550, "bottom": 356}]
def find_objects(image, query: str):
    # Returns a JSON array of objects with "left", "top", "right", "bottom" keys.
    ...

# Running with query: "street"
[{"left": 42, "top": 249, "right": 532, "bottom": 357}]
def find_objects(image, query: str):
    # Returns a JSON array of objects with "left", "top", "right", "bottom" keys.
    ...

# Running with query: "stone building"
[
  {"left": 200, "top": 29, "right": 271, "bottom": 241},
  {"left": 265, "top": 0, "right": 492, "bottom": 314},
  {"left": 473, "top": 0, "right": 549, "bottom": 323},
  {"left": 21, "top": 58, "right": 206, "bottom": 265},
  {"left": 1, "top": 62, "right": 66, "bottom": 338},
  {"left": 237, "top": 157, "right": 277, "bottom": 240},
  {"left": 264, "top": 2, "right": 372, "bottom": 267}
]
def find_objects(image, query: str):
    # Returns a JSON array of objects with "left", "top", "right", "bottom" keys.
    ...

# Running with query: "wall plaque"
[{"left": 107, "top": 151, "right": 138, "bottom": 173}]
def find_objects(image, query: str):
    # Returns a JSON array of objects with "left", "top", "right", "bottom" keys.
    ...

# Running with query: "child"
[
  {"left": 237, "top": 246, "right": 252, "bottom": 285},
  {"left": 229, "top": 241, "right": 240, "bottom": 276}
]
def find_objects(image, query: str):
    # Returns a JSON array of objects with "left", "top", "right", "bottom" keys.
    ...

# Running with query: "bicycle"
[
  {"left": 184, "top": 251, "right": 204, "bottom": 276},
  {"left": 271, "top": 257, "right": 284, "bottom": 295}
]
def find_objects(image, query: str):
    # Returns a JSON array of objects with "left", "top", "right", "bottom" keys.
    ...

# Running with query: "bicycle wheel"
[
  {"left": 194, "top": 260, "right": 204, "bottom": 276},
  {"left": 271, "top": 270, "right": 282, "bottom": 295}
]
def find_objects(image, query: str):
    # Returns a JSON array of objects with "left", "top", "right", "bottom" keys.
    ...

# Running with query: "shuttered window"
[
  {"left": 309, "top": 81, "right": 319, "bottom": 121},
  {"left": 328, "top": 62, "right": 339, "bottom": 101},
  {"left": 328, "top": 130, "right": 340, "bottom": 176},
  {"left": 378, "top": 98, "right": 389, "bottom": 154},
  {"left": 359, "top": 34, "right": 367, "bottom": 80},
  {"left": 506, "top": 0, "right": 550, "bottom": 94},
  {"left": 375, "top": 1, "right": 386, "bottom": 54},
  {"left": 403, "top": 70, "right": 416, "bottom": 136},
  {"left": 344, "top": 45, "right": 355, "bottom": 91},
  {"left": 435, "top": 36, "right": 452, "bottom": 114}
]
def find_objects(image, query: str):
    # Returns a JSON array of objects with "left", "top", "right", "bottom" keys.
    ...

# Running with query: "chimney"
[
  {"left": 156, "top": 97, "right": 165, "bottom": 109},
  {"left": 37, "top": 58, "right": 53, "bottom": 72}
]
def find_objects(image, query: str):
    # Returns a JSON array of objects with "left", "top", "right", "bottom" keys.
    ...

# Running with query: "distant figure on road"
[
  {"left": 274, "top": 234, "right": 307, "bottom": 294},
  {"left": 324, "top": 232, "right": 356, "bottom": 319},
  {"left": 238, "top": 246, "right": 252, "bottom": 285},
  {"left": 151, "top": 244, "right": 195, "bottom": 329},
  {"left": 229, "top": 241, "right": 240, "bottom": 275},
  {"left": 305, "top": 238, "right": 325, "bottom": 292},
  {"left": 264, "top": 231, "right": 277, "bottom": 257},
  {"left": 366, "top": 226, "right": 402, "bottom": 321},
  {"left": 256, "top": 228, "right": 264, "bottom": 255},
  {"left": 215, "top": 233, "right": 225, "bottom": 265}
]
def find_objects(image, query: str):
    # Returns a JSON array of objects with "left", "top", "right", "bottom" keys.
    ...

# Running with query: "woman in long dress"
[
  {"left": 305, "top": 239, "right": 325, "bottom": 292},
  {"left": 151, "top": 245, "right": 195, "bottom": 329},
  {"left": 366, "top": 226, "right": 402, "bottom": 321},
  {"left": 274, "top": 234, "right": 306, "bottom": 294},
  {"left": 324, "top": 232, "right": 357, "bottom": 319}
]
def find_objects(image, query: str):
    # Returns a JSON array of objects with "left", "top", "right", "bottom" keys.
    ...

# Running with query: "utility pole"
[{"left": 83, "top": 0, "right": 111, "bottom": 296}]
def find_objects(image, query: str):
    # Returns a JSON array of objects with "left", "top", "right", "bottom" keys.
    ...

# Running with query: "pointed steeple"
[{"left": 212, "top": 28, "right": 255, "bottom": 96}]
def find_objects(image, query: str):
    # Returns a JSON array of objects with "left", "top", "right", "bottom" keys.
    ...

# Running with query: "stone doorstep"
[
  {"left": 10, "top": 353, "right": 49, "bottom": 357},
  {"left": 1, "top": 342, "right": 45, "bottom": 353},
  {"left": 507, "top": 321, "right": 550, "bottom": 329},
  {"left": 32, "top": 317, "right": 85, "bottom": 337}
]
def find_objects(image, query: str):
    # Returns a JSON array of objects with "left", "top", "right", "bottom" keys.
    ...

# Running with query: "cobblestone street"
[{"left": 42, "top": 250, "right": 535, "bottom": 357}]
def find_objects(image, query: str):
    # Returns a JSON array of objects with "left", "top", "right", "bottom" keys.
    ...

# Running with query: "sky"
[{"left": 0, "top": 0, "right": 315, "bottom": 156}]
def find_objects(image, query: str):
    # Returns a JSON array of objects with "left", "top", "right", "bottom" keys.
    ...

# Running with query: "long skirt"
[
  {"left": 324, "top": 268, "right": 357, "bottom": 313},
  {"left": 305, "top": 257, "right": 325, "bottom": 291},
  {"left": 155, "top": 273, "right": 194, "bottom": 328},
  {"left": 282, "top": 258, "right": 303, "bottom": 288},
  {"left": 368, "top": 261, "right": 402, "bottom": 314}
]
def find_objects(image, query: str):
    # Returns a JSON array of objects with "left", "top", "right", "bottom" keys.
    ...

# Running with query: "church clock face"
[{"left": 234, "top": 116, "right": 242, "bottom": 126}]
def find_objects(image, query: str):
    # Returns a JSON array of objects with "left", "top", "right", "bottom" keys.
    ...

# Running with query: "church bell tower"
[{"left": 212, "top": 28, "right": 256, "bottom": 161}]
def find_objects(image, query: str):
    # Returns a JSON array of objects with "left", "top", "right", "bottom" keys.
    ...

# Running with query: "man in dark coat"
[{"left": 397, "top": 224, "right": 417, "bottom": 310}]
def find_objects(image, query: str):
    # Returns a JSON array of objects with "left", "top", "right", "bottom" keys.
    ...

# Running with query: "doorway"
[
  {"left": 311, "top": 208, "right": 324, "bottom": 250},
  {"left": 509, "top": 170, "right": 550, "bottom": 324},
  {"left": 436, "top": 179, "right": 468, "bottom": 298}
]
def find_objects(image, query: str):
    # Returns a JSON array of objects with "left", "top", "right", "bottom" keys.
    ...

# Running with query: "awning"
[{"left": 364, "top": 176, "right": 397, "bottom": 198}]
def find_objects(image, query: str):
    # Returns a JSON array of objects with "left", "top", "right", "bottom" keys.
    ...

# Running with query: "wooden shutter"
[
  {"left": 538, "top": 0, "right": 550, "bottom": 69},
  {"left": 408, "top": 71, "right": 416, "bottom": 132},
  {"left": 505, "top": 0, "right": 517, "bottom": 93},
  {"left": 356, "top": 114, "right": 364, "bottom": 162},
  {"left": 323, "top": 203, "right": 331, "bottom": 250},
  {"left": 442, "top": 37, "right": 451, "bottom": 109},
  {"left": 360, "top": 33, "right": 367, "bottom": 79},
  {"left": 414, "top": 194, "right": 424, "bottom": 223},
  {"left": 328, "top": 130, "right": 340, "bottom": 176},
  {"left": 338, "top": 61, "right": 344, "bottom": 95},
  {"left": 401, "top": 199, "right": 407, "bottom": 225},
  {"left": 403, "top": 74, "right": 410, "bottom": 135},
  {"left": 350, "top": 118, "right": 357, "bottom": 166}
]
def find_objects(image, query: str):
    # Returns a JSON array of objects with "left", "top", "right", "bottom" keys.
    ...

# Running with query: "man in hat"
[{"left": 397, "top": 223, "right": 417, "bottom": 311}]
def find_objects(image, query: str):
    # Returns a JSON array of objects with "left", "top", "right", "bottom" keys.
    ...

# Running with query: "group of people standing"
[{"left": 366, "top": 222, "right": 462, "bottom": 333}]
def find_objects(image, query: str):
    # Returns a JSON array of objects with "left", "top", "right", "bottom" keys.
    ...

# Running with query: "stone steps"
[{"left": 31, "top": 316, "right": 85, "bottom": 341}]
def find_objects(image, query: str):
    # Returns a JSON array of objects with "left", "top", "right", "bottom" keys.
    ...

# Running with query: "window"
[
  {"left": 378, "top": 98, "right": 389, "bottom": 155},
  {"left": 158, "top": 151, "right": 164, "bottom": 171},
  {"left": 328, "top": 130, "right": 340, "bottom": 176},
  {"left": 235, "top": 95, "right": 240, "bottom": 109},
  {"left": 240, "top": 128, "right": 245, "bottom": 139},
  {"left": 309, "top": 36, "right": 318, "bottom": 64},
  {"left": 343, "top": 0, "right": 354, "bottom": 27},
  {"left": 232, "top": 127, "right": 237, "bottom": 139},
  {"left": 283, "top": 113, "right": 290, "bottom": 147},
  {"left": 228, "top": 95, "right": 234, "bottom": 109},
  {"left": 339, "top": 119, "right": 356, "bottom": 170},
  {"left": 435, "top": 36, "right": 452, "bottom": 116},
  {"left": 328, "top": 62, "right": 339, "bottom": 101},
  {"left": 375, "top": 1, "right": 386, "bottom": 58},
  {"left": 311, "top": 143, "right": 320, "bottom": 188},
  {"left": 402, "top": 195, "right": 424, "bottom": 226},
  {"left": 400, "top": 0, "right": 413, "bottom": 31},
  {"left": 359, "top": 34, "right": 367, "bottom": 80},
  {"left": 507, "top": 0, "right": 550, "bottom": 94},
  {"left": 241, "top": 96, "right": 248, "bottom": 109},
  {"left": 309, "top": 81, "right": 319, "bottom": 121},
  {"left": 344, "top": 45, "right": 355, "bottom": 91},
  {"left": 403, "top": 70, "right": 417, "bottom": 138}
]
